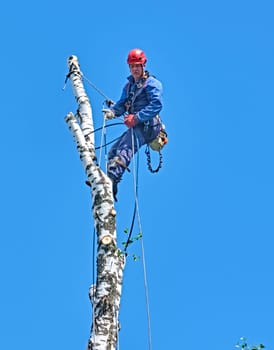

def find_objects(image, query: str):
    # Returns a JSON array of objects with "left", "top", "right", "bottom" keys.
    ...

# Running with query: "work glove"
[
  {"left": 124, "top": 114, "right": 137, "bottom": 128},
  {"left": 102, "top": 109, "right": 115, "bottom": 120}
]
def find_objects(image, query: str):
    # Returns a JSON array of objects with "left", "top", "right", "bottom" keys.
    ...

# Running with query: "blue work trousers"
[{"left": 107, "top": 118, "right": 161, "bottom": 183}]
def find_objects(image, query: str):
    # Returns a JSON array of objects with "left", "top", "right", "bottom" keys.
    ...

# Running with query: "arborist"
[{"left": 103, "top": 48, "right": 164, "bottom": 201}]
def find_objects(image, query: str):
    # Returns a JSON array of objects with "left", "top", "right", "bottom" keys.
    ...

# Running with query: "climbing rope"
[
  {"left": 95, "top": 136, "right": 121, "bottom": 151},
  {"left": 130, "top": 129, "right": 153, "bottom": 350},
  {"left": 86, "top": 122, "right": 124, "bottom": 136},
  {"left": 82, "top": 74, "right": 114, "bottom": 107}
]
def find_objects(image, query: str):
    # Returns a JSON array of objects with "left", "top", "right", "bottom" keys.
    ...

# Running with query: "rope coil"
[{"left": 145, "top": 145, "right": 163, "bottom": 173}]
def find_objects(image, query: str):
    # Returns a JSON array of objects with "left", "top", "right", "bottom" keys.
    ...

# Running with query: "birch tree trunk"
[{"left": 65, "top": 55, "right": 125, "bottom": 350}]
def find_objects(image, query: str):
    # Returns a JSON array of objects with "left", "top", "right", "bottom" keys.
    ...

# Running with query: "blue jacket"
[{"left": 112, "top": 74, "right": 163, "bottom": 123}]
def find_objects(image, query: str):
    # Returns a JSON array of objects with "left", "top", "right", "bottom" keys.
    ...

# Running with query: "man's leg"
[{"left": 107, "top": 128, "right": 144, "bottom": 200}]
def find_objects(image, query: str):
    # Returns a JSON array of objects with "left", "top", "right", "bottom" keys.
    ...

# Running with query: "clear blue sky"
[{"left": 1, "top": 0, "right": 273, "bottom": 349}]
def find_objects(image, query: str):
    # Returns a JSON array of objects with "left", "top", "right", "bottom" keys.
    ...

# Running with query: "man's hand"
[
  {"left": 124, "top": 114, "right": 137, "bottom": 128},
  {"left": 102, "top": 109, "right": 115, "bottom": 120}
]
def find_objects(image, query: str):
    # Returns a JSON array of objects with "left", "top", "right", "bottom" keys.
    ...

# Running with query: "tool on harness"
[
  {"left": 145, "top": 119, "right": 168, "bottom": 173},
  {"left": 149, "top": 128, "right": 168, "bottom": 152},
  {"left": 145, "top": 131, "right": 167, "bottom": 173}
]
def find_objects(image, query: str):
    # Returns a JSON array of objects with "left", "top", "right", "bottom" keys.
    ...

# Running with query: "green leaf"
[
  {"left": 132, "top": 254, "right": 140, "bottom": 261},
  {"left": 117, "top": 250, "right": 123, "bottom": 257},
  {"left": 122, "top": 239, "right": 133, "bottom": 246},
  {"left": 135, "top": 232, "right": 143, "bottom": 240}
]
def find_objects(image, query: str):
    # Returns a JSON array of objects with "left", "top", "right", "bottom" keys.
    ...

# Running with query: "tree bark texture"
[{"left": 65, "top": 55, "right": 125, "bottom": 350}]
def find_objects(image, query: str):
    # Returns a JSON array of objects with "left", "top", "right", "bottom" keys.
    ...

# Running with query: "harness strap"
[{"left": 125, "top": 72, "right": 150, "bottom": 113}]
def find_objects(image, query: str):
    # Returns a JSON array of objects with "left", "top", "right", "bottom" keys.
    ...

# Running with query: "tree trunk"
[{"left": 65, "top": 55, "right": 125, "bottom": 350}]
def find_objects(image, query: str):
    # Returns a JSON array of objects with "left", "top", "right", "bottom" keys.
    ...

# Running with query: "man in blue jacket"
[{"left": 103, "top": 48, "right": 163, "bottom": 201}]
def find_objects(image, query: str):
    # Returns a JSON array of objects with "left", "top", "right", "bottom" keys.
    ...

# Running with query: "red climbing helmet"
[{"left": 127, "top": 48, "right": 147, "bottom": 65}]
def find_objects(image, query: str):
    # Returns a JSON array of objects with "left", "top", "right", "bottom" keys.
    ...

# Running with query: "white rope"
[
  {"left": 131, "top": 129, "right": 153, "bottom": 350},
  {"left": 98, "top": 112, "right": 107, "bottom": 171},
  {"left": 82, "top": 74, "right": 113, "bottom": 103}
]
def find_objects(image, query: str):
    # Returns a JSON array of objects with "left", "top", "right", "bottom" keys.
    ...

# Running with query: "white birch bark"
[
  {"left": 67, "top": 55, "right": 95, "bottom": 142},
  {"left": 65, "top": 56, "right": 125, "bottom": 350}
]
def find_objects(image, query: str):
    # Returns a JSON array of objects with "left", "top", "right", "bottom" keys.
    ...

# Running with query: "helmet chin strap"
[{"left": 143, "top": 66, "right": 149, "bottom": 78}]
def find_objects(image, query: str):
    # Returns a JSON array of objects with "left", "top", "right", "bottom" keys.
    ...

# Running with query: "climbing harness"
[{"left": 124, "top": 71, "right": 151, "bottom": 113}]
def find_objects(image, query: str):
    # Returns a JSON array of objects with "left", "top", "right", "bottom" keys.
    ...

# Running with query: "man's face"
[{"left": 129, "top": 64, "right": 143, "bottom": 81}]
